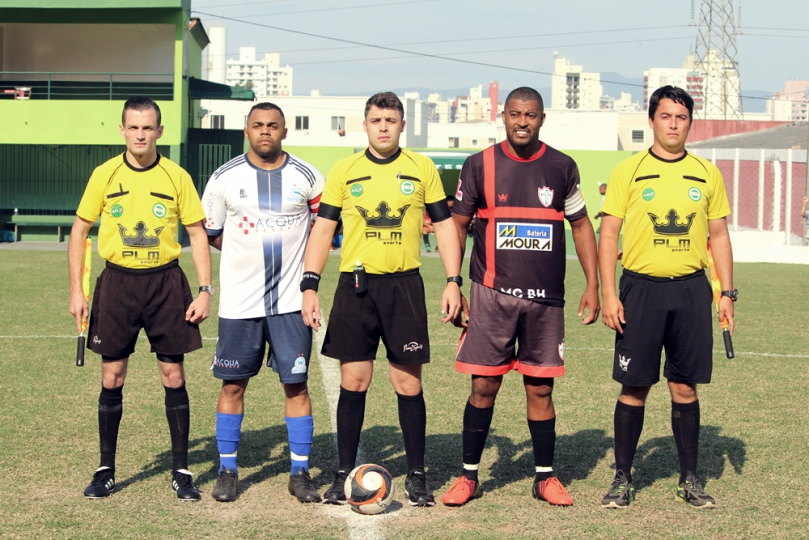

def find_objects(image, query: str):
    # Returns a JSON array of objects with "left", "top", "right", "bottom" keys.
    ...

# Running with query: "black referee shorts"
[
  {"left": 322, "top": 270, "right": 430, "bottom": 365},
  {"left": 612, "top": 269, "right": 713, "bottom": 387},
  {"left": 87, "top": 260, "right": 203, "bottom": 359}
]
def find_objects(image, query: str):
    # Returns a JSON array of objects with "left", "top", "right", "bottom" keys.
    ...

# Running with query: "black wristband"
[
  {"left": 300, "top": 271, "right": 321, "bottom": 292},
  {"left": 446, "top": 276, "right": 463, "bottom": 287}
]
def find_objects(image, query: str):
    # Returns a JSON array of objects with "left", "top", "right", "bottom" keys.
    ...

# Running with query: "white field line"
[
  {"left": 4, "top": 335, "right": 808, "bottom": 359},
  {"left": 314, "top": 320, "right": 386, "bottom": 540}
]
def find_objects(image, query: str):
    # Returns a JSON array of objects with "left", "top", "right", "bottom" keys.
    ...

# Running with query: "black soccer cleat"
[
  {"left": 677, "top": 474, "right": 716, "bottom": 509},
  {"left": 288, "top": 469, "right": 322, "bottom": 503},
  {"left": 172, "top": 470, "right": 201, "bottom": 502},
  {"left": 84, "top": 467, "right": 116, "bottom": 499},
  {"left": 211, "top": 469, "right": 239, "bottom": 502},
  {"left": 322, "top": 469, "right": 349, "bottom": 505},
  {"left": 601, "top": 470, "right": 635, "bottom": 509},
  {"left": 405, "top": 470, "right": 435, "bottom": 507}
]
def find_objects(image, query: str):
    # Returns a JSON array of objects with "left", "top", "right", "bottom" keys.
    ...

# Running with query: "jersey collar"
[
  {"left": 123, "top": 152, "right": 161, "bottom": 172},
  {"left": 648, "top": 147, "right": 688, "bottom": 163},
  {"left": 364, "top": 147, "right": 402, "bottom": 165},
  {"left": 500, "top": 140, "right": 546, "bottom": 162}
]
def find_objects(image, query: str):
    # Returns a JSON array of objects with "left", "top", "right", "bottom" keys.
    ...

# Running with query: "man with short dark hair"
[
  {"left": 599, "top": 85, "right": 735, "bottom": 509},
  {"left": 68, "top": 96, "right": 212, "bottom": 501},
  {"left": 302, "top": 91, "right": 462, "bottom": 507},
  {"left": 442, "top": 87, "right": 599, "bottom": 507},
  {"left": 202, "top": 102, "right": 325, "bottom": 503}
]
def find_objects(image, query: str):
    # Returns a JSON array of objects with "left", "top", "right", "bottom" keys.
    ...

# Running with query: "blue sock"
[
  {"left": 285, "top": 415, "right": 314, "bottom": 475},
  {"left": 216, "top": 412, "right": 243, "bottom": 473}
]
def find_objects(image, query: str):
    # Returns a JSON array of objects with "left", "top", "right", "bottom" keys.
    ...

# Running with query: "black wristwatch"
[
  {"left": 446, "top": 276, "right": 463, "bottom": 287},
  {"left": 720, "top": 289, "right": 738, "bottom": 302},
  {"left": 199, "top": 285, "right": 215, "bottom": 296}
]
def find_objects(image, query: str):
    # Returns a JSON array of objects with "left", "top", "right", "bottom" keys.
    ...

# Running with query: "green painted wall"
[{"left": 284, "top": 146, "right": 358, "bottom": 177}]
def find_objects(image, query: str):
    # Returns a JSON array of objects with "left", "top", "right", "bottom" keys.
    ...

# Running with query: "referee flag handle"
[
  {"left": 76, "top": 237, "right": 92, "bottom": 367},
  {"left": 707, "top": 240, "right": 734, "bottom": 359}
]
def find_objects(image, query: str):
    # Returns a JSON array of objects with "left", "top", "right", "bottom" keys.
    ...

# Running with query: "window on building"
[
  {"left": 471, "top": 139, "right": 478, "bottom": 147},
  {"left": 631, "top": 130, "right": 644, "bottom": 143},
  {"left": 331, "top": 116, "right": 345, "bottom": 131},
  {"left": 295, "top": 116, "right": 309, "bottom": 130},
  {"left": 448, "top": 137, "right": 459, "bottom": 148},
  {"left": 488, "top": 138, "right": 496, "bottom": 145},
  {"left": 211, "top": 115, "right": 225, "bottom": 129}
]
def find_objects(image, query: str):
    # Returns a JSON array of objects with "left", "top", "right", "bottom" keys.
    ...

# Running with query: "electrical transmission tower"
[{"left": 692, "top": 0, "right": 744, "bottom": 120}]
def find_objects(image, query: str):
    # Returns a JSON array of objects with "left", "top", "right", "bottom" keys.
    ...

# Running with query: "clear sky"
[{"left": 192, "top": 0, "right": 809, "bottom": 103}]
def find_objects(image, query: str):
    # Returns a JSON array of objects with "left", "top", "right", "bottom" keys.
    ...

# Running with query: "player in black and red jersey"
[{"left": 442, "top": 87, "right": 599, "bottom": 507}]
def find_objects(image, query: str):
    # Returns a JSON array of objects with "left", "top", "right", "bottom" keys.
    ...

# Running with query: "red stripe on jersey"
[
  {"left": 500, "top": 141, "right": 547, "bottom": 162},
  {"left": 308, "top": 193, "right": 322, "bottom": 213},
  {"left": 483, "top": 146, "right": 497, "bottom": 288},
  {"left": 476, "top": 206, "right": 563, "bottom": 221}
]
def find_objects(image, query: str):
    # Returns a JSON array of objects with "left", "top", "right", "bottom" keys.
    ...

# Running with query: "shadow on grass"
[{"left": 631, "top": 424, "right": 746, "bottom": 491}]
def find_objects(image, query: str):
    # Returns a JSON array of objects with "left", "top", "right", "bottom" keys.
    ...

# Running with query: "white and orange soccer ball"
[{"left": 344, "top": 464, "right": 395, "bottom": 515}]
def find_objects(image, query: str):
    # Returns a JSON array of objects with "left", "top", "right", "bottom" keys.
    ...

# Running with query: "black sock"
[
  {"left": 461, "top": 400, "right": 493, "bottom": 482},
  {"left": 336, "top": 387, "right": 366, "bottom": 471},
  {"left": 397, "top": 391, "right": 426, "bottom": 474},
  {"left": 528, "top": 417, "right": 556, "bottom": 480},
  {"left": 98, "top": 385, "right": 123, "bottom": 470},
  {"left": 672, "top": 400, "right": 700, "bottom": 484},
  {"left": 423, "top": 234, "right": 430, "bottom": 248},
  {"left": 614, "top": 400, "right": 645, "bottom": 484},
  {"left": 164, "top": 384, "right": 190, "bottom": 472}
]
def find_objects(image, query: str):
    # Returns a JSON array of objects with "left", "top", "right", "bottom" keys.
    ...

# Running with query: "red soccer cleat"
[
  {"left": 533, "top": 476, "right": 573, "bottom": 506},
  {"left": 441, "top": 475, "right": 482, "bottom": 506}
]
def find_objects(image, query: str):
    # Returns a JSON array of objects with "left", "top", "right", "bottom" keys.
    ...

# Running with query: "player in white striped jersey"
[{"left": 202, "top": 103, "right": 325, "bottom": 503}]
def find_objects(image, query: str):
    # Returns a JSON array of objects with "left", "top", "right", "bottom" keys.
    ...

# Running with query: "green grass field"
[{"left": 0, "top": 250, "right": 807, "bottom": 539}]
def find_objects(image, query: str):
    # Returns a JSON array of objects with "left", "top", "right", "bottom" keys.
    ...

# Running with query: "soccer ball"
[{"left": 344, "top": 464, "right": 395, "bottom": 515}]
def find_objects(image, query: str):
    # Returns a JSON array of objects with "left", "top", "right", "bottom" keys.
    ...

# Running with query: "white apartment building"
[
  {"left": 767, "top": 80, "right": 809, "bottom": 122},
  {"left": 226, "top": 47, "right": 292, "bottom": 97},
  {"left": 551, "top": 55, "right": 602, "bottom": 111},
  {"left": 200, "top": 92, "right": 428, "bottom": 148}
]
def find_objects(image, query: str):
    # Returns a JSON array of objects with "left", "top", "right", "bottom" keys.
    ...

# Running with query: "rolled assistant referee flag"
[
  {"left": 76, "top": 237, "right": 92, "bottom": 367},
  {"left": 707, "top": 240, "right": 734, "bottom": 359}
]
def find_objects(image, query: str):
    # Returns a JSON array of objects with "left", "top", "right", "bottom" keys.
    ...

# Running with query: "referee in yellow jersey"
[
  {"left": 599, "top": 86, "right": 735, "bottom": 509},
  {"left": 68, "top": 97, "right": 212, "bottom": 501},
  {"left": 301, "top": 92, "right": 462, "bottom": 507}
]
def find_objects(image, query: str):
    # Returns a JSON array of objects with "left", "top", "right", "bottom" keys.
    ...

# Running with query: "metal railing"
[{"left": 0, "top": 71, "right": 174, "bottom": 100}]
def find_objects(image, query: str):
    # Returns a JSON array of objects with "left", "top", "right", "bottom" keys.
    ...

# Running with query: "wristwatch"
[
  {"left": 446, "top": 276, "right": 463, "bottom": 287},
  {"left": 199, "top": 285, "right": 215, "bottom": 296},
  {"left": 720, "top": 289, "right": 738, "bottom": 301}
]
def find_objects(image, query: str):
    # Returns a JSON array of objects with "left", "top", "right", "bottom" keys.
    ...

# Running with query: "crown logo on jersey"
[
  {"left": 647, "top": 209, "right": 696, "bottom": 236},
  {"left": 117, "top": 222, "right": 164, "bottom": 247},
  {"left": 357, "top": 201, "right": 410, "bottom": 228}
]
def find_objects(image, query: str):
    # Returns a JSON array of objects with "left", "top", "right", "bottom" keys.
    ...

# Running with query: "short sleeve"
[
  {"left": 177, "top": 170, "right": 206, "bottom": 225},
  {"left": 423, "top": 161, "right": 445, "bottom": 205},
  {"left": 452, "top": 156, "right": 481, "bottom": 217},
  {"left": 600, "top": 165, "right": 629, "bottom": 219},
  {"left": 321, "top": 162, "right": 345, "bottom": 209},
  {"left": 706, "top": 165, "right": 731, "bottom": 220},
  {"left": 75, "top": 166, "right": 106, "bottom": 222},
  {"left": 308, "top": 170, "right": 326, "bottom": 213},
  {"left": 201, "top": 174, "right": 227, "bottom": 235},
  {"left": 563, "top": 162, "right": 587, "bottom": 221}
]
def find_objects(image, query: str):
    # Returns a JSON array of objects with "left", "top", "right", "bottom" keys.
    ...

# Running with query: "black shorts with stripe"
[
  {"left": 322, "top": 270, "right": 430, "bottom": 365},
  {"left": 87, "top": 260, "right": 202, "bottom": 359},
  {"left": 613, "top": 269, "right": 713, "bottom": 386}
]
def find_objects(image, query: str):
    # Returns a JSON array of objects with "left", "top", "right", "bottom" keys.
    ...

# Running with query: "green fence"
[
  {"left": 0, "top": 72, "right": 173, "bottom": 101},
  {"left": 0, "top": 144, "right": 170, "bottom": 212}
]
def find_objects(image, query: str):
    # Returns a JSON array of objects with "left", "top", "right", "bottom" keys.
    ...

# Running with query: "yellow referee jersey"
[
  {"left": 321, "top": 148, "right": 446, "bottom": 274},
  {"left": 601, "top": 149, "right": 730, "bottom": 277},
  {"left": 76, "top": 153, "right": 205, "bottom": 268}
]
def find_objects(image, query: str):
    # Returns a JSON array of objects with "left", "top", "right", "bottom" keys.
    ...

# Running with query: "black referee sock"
[
  {"left": 528, "top": 417, "right": 556, "bottom": 481},
  {"left": 613, "top": 400, "right": 645, "bottom": 484},
  {"left": 672, "top": 400, "right": 700, "bottom": 484},
  {"left": 98, "top": 385, "right": 124, "bottom": 470},
  {"left": 397, "top": 391, "right": 427, "bottom": 473},
  {"left": 461, "top": 400, "right": 494, "bottom": 482},
  {"left": 164, "top": 384, "right": 190, "bottom": 472},
  {"left": 336, "top": 387, "right": 366, "bottom": 471}
]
